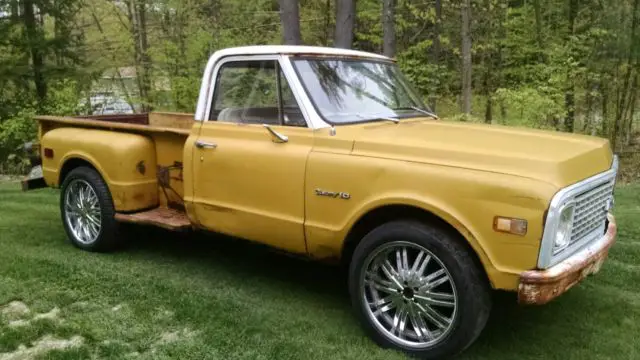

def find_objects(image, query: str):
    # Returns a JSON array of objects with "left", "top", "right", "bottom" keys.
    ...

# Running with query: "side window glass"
[
  {"left": 212, "top": 60, "right": 279, "bottom": 125},
  {"left": 210, "top": 59, "right": 306, "bottom": 127}
]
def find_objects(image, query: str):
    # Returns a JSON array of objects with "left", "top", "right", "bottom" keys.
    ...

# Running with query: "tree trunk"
[
  {"left": 429, "top": 0, "right": 442, "bottom": 111},
  {"left": 461, "top": 0, "right": 472, "bottom": 115},
  {"left": 52, "top": 1, "right": 69, "bottom": 68},
  {"left": 22, "top": 0, "right": 47, "bottom": 106},
  {"left": 564, "top": 0, "right": 578, "bottom": 132},
  {"left": 278, "top": 0, "right": 302, "bottom": 45},
  {"left": 54, "top": 16, "right": 62, "bottom": 67},
  {"left": 204, "top": 0, "right": 221, "bottom": 51},
  {"left": 482, "top": 0, "right": 494, "bottom": 124},
  {"left": 496, "top": 0, "right": 507, "bottom": 123},
  {"left": 627, "top": 96, "right": 637, "bottom": 145},
  {"left": 533, "top": 0, "right": 545, "bottom": 62},
  {"left": 10, "top": 0, "right": 19, "bottom": 20},
  {"left": 137, "top": 0, "right": 152, "bottom": 112},
  {"left": 623, "top": 74, "right": 638, "bottom": 144},
  {"left": 565, "top": 91, "right": 575, "bottom": 132},
  {"left": 613, "top": 0, "right": 639, "bottom": 151},
  {"left": 382, "top": 0, "right": 396, "bottom": 57},
  {"left": 126, "top": 0, "right": 152, "bottom": 112},
  {"left": 485, "top": 96, "right": 493, "bottom": 124},
  {"left": 335, "top": 0, "right": 356, "bottom": 49},
  {"left": 323, "top": 0, "right": 331, "bottom": 46},
  {"left": 626, "top": 94, "right": 637, "bottom": 145},
  {"left": 584, "top": 81, "right": 595, "bottom": 133},
  {"left": 602, "top": 83, "right": 609, "bottom": 135}
]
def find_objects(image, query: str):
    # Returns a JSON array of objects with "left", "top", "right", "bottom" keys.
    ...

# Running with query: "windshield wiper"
[{"left": 394, "top": 106, "right": 439, "bottom": 120}]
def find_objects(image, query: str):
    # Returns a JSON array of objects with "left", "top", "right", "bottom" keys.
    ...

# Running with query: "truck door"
[{"left": 191, "top": 56, "right": 312, "bottom": 254}]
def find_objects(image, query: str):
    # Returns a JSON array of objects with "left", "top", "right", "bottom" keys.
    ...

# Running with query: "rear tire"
[
  {"left": 60, "top": 166, "right": 120, "bottom": 252},
  {"left": 348, "top": 220, "right": 491, "bottom": 359}
]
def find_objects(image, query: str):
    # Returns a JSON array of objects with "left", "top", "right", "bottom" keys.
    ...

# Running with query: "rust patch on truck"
[
  {"left": 115, "top": 207, "right": 191, "bottom": 231},
  {"left": 157, "top": 162, "right": 185, "bottom": 211},
  {"left": 518, "top": 214, "right": 617, "bottom": 305}
]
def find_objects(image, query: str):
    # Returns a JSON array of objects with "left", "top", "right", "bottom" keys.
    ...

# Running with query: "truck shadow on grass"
[{"left": 121, "top": 224, "right": 606, "bottom": 359}]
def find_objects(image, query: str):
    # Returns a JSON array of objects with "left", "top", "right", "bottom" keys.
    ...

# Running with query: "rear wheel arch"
[
  {"left": 59, "top": 156, "right": 105, "bottom": 187},
  {"left": 341, "top": 204, "right": 491, "bottom": 288}
]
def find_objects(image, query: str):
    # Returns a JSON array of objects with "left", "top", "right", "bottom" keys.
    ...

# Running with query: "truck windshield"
[{"left": 292, "top": 58, "right": 432, "bottom": 125}]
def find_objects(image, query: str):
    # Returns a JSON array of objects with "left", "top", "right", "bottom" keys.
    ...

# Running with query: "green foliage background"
[{"left": 0, "top": 0, "right": 638, "bottom": 176}]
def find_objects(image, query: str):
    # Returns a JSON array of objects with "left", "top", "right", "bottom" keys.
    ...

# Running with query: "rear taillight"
[{"left": 44, "top": 148, "right": 54, "bottom": 158}]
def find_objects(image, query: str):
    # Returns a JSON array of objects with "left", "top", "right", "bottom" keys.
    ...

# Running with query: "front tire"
[
  {"left": 348, "top": 220, "right": 491, "bottom": 359},
  {"left": 60, "top": 166, "right": 120, "bottom": 252}
]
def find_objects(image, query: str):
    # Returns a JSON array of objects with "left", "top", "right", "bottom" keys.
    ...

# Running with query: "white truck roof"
[{"left": 211, "top": 45, "right": 391, "bottom": 61}]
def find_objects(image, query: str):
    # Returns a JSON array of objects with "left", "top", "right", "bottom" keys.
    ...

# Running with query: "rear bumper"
[{"left": 518, "top": 214, "right": 617, "bottom": 305}]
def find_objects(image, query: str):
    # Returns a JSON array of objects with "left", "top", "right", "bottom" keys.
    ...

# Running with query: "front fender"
[{"left": 304, "top": 151, "right": 558, "bottom": 291}]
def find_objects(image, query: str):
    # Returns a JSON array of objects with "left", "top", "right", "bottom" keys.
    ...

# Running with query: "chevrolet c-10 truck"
[{"left": 23, "top": 45, "right": 618, "bottom": 359}]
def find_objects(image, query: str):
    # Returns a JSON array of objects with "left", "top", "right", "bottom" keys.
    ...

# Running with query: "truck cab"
[{"left": 25, "top": 45, "right": 618, "bottom": 359}]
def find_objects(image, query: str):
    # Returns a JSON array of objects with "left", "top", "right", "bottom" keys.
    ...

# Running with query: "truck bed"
[{"left": 35, "top": 112, "right": 193, "bottom": 214}]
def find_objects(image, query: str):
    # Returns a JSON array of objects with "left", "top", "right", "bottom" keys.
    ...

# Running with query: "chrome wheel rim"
[
  {"left": 64, "top": 179, "right": 102, "bottom": 244},
  {"left": 361, "top": 241, "right": 458, "bottom": 349}
]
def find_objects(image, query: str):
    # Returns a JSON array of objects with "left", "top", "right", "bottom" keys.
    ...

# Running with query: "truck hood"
[{"left": 350, "top": 119, "right": 613, "bottom": 187}]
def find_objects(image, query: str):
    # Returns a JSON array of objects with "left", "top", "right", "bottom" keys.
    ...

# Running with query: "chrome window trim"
[
  {"left": 537, "top": 155, "right": 619, "bottom": 269},
  {"left": 201, "top": 55, "right": 281, "bottom": 122},
  {"left": 279, "top": 56, "right": 330, "bottom": 129}
]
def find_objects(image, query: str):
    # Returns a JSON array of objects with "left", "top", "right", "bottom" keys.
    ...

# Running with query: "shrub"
[
  {"left": 494, "top": 87, "right": 564, "bottom": 129},
  {"left": 0, "top": 107, "right": 38, "bottom": 175}
]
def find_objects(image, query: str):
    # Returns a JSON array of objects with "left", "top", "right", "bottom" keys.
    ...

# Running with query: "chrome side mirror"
[{"left": 263, "top": 124, "right": 288, "bottom": 143}]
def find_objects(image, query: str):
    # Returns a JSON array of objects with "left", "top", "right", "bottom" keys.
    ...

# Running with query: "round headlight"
[{"left": 554, "top": 203, "right": 575, "bottom": 251}]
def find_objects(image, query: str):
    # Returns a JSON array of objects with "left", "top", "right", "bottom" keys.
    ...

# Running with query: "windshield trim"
[{"left": 290, "top": 57, "right": 429, "bottom": 126}]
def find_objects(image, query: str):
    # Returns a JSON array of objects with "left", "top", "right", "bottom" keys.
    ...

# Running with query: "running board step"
[{"left": 115, "top": 208, "right": 192, "bottom": 231}]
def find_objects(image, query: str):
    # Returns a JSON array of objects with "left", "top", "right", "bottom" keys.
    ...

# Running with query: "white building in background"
[
  {"left": 84, "top": 67, "right": 137, "bottom": 115},
  {"left": 84, "top": 66, "right": 171, "bottom": 115}
]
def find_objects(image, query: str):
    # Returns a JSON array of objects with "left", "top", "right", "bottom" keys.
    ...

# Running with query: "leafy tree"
[{"left": 0, "top": 0, "right": 638, "bottom": 176}]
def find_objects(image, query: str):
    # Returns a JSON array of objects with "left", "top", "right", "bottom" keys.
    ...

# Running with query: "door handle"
[
  {"left": 263, "top": 124, "right": 288, "bottom": 143},
  {"left": 195, "top": 140, "right": 217, "bottom": 149}
]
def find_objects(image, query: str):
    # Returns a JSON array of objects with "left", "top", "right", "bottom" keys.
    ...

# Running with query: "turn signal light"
[{"left": 493, "top": 216, "right": 528, "bottom": 236}]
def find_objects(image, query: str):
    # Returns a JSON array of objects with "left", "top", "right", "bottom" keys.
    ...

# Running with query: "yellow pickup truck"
[{"left": 23, "top": 45, "right": 618, "bottom": 359}]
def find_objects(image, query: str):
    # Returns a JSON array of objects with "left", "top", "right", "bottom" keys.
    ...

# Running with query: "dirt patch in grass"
[
  {"left": 1, "top": 302, "right": 30, "bottom": 320},
  {"left": 153, "top": 308, "right": 174, "bottom": 321},
  {"left": 0, "top": 335, "right": 84, "bottom": 360},
  {"left": 7, "top": 307, "right": 60, "bottom": 328},
  {"left": 6, "top": 320, "right": 29, "bottom": 328},
  {"left": 156, "top": 328, "right": 198, "bottom": 346},
  {"left": 33, "top": 307, "right": 60, "bottom": 321}
]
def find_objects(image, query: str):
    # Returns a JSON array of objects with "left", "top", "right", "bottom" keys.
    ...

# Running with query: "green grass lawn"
[{"left": 0, "top": 182, "right": 638, "bottom": 360}]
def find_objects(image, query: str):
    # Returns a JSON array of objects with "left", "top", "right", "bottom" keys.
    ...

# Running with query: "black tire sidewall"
[
  {"left": 348, "top": 220, "right": 491, "bottom": 359},
  {"left": 60, "top": 167, "right": 119, "bottom": 252}
]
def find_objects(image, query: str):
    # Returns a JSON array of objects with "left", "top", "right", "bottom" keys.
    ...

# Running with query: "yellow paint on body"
[{"left": 37, "top": 114, "right": 614, "bottom": 291}]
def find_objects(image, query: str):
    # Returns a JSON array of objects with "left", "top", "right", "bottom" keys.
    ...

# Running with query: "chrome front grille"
[
  {"left": 570, "top": 180, "right": 615, "bottom": 245},
  {"left": 538, "top": 156, "right": 618, "bottom": 269}
]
